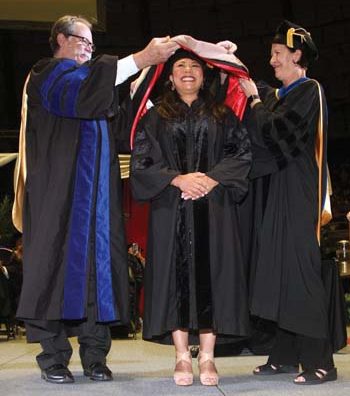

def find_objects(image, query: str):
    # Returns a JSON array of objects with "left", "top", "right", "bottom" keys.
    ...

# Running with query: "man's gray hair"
[{"left": 49, "top": 15, "right": 92, "bottom": 54}]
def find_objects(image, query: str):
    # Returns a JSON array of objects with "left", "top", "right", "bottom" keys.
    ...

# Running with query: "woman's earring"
[{"left": 171, "top": 81, "right": 175, "bottom": 91}]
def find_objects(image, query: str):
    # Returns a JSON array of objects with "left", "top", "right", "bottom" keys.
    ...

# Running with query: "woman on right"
[{"left": 239, "top": 20, "right": 337, "bottom": 385}]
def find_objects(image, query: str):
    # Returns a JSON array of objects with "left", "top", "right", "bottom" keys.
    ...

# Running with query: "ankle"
[
  {"left": 175, "top": 349, "right": 191, "bottom": 364},
  {"left": 198, "top": 350, "right": 214, "bottom": 363}
]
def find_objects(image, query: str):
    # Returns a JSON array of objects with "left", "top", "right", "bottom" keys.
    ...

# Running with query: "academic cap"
[
  {"left": 272, "top": 20, "right": 318, "bottom": 63},
  {"left": 168, "top": 48, "right": 206, "bottom": 66},
  {"left": 162, "top": 49, "right": 207, "bottom": 78}
]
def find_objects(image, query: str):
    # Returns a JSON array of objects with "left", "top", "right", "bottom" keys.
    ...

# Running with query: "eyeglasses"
[{"left": 67, "top": 34, "right": 96, "bottom": 52}]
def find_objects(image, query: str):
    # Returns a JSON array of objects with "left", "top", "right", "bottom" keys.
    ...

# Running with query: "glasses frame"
[{"left": 67, "top": 33, "right": 96, "bottom": 52}]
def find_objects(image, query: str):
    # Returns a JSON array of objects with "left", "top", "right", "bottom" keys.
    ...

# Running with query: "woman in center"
[{"left": 131, "top": 49, "right": 251, "bottom": 386}]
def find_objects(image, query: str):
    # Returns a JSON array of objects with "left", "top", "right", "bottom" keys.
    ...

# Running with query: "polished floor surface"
[{"left": 0, "top": 330, "right": 349, "bottom": 396}]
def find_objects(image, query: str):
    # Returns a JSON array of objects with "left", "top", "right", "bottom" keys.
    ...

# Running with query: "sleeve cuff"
[{"left": 115, "top": 55, "right": 140, "bottom": 86}]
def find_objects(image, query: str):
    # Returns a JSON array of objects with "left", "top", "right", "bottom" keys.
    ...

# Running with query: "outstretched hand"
[
  {"left": 216, "top": 40, "right": 237, "bottom": 54},
  {"left": 133, "top": 36, "right": 179, "bottom": 69}
]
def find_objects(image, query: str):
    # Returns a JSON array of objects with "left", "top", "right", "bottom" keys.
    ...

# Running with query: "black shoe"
[
  {"left": 254, "top": 363, "right": 299, "bottom": 375},
  {"left": 294, "top": 367, "right": 337, "bottom": 385},
  {"left": 84, "top": 362, "right": 113, "bottom": 381},
  {"left": 41, "top": 364, "right": 74, "bottom": 384}
]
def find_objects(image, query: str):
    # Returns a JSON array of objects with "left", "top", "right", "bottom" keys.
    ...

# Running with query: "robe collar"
[{"left": 276, "top": 77, "right": 309, "bottom": 99}]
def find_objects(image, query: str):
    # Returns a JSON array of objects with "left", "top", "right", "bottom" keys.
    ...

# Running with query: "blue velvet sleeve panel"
[{"left": 38, "top": 55, "right": 118, "bottom": 120}]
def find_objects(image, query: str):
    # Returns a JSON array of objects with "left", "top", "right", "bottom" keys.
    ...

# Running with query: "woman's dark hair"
[
  {"left": 156, "top": 61, "right": 229, "bottom": 122},
  {"left": 285, "top": 46, "right": 311, "bottom": 69}
]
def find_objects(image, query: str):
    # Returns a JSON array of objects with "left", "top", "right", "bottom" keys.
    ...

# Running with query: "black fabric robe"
[
  {"left": 244, "top": 79, "right": 329, "bottom": 339},
  {"left": 17, "top": 55, "right": 129, "bottom": 325},
  {"left": 131, "top": 100, "right": 251, "bottom": 344}
]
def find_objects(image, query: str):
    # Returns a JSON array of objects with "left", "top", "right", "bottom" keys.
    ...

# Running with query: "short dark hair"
[
  {"left": 49, "top": 15, "right": 92, "bottom": 54},
  {"left": 284, "top": 46, "right": 311, "bottom": 69},
  {"left": 272, "top": 20, "right": 318, "bottom": 68}
]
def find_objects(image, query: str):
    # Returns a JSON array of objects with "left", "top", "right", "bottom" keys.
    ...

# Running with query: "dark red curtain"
[{"left": 123, "top": 179, "right": 149, "bottom": 252}]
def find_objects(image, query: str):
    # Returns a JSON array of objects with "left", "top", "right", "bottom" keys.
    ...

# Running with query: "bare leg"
[
  {"left": 172, "top": 329, "right": 193, "bottom": 386},
  {"left": 172, "top": 328, "right": 189, "bottom": 353},
  {"left": 198, "top": 329, "right": 218, "bottom": 386}
]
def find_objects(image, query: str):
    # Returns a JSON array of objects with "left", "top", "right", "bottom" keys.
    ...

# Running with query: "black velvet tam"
[{"left": 272, "top": 20, "right": 318, "bottom": 63}]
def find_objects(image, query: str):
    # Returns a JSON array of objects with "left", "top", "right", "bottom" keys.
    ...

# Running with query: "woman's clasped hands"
[{"left": 171, "top": 172, "right": 218, "bottom": 200}]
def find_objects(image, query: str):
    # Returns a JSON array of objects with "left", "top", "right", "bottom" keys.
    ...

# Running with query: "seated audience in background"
[
  {"left": 127, "top": 243, "right": 145, "bottom": 331},
  {"left": 1, "top": 238, "right": 23, "bottom": 313}
]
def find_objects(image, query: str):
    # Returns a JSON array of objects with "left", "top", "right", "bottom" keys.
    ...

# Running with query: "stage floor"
[{"left": 0, "top": 331, "right": 350, "bottom": 396}]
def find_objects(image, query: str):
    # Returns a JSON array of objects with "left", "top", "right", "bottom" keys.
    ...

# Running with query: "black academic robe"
[
  {"left": 17, "top": 55, "right": 129, "bottom": 325},
  {"left": 246, "top": 79, "right": 329, "bottom": 339},
  {"left": 131, "top": 100, "right": 251, "bottom": 344}
]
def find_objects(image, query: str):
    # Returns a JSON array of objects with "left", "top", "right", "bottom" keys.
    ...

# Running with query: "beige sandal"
[
  {"left": 198, "top": 351, "right": 219, "bottom": 386},
  {"left": 173, "top": 350, "right": 193, "bottom": 386}
]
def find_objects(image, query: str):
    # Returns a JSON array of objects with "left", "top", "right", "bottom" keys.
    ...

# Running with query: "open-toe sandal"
[
  {"left": 294, "top": 367, "right": 337, "bottom": 385},
  {"left": 198, "top": 351, "right": 219, "bottom": 386},
  {"left": 254, "top": 363, "right": 299, "bottom": 376},
  {"left": 173, "top": 350, "right": 193, "bottom": 386}
]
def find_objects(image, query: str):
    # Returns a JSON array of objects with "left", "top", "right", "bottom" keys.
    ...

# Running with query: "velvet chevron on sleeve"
[
  {"left": 249, "top": 79, "right": 323, "bottom": 178},
  {"left": 243, "top": 78, "right": 330, "bottom": 340},
  {"left": 29, "top": 55, "right": 119, "bottom": 120}
]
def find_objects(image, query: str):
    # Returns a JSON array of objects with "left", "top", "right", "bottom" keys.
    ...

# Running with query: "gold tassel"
[{"left": 286, "top": 27, "right": 295, "bottom": 48}]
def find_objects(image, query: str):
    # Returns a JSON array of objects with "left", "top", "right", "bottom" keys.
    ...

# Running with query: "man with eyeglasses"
[{"left": 14, "top": 14, "right": 179, "bottom": 384}]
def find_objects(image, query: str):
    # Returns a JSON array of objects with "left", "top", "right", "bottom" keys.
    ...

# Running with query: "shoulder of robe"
[{"left": 299, "top": 78, "right": 321, "bottom": 96}]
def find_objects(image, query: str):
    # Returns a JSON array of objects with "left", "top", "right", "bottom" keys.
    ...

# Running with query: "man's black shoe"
[
  {"left": 41, "top": 364, "right": 74, "bottom": 384},
  {"left": 84, "top": 362, "right": 113, "bottom": 381}
]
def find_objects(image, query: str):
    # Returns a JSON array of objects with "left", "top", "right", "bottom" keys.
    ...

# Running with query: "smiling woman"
[
  {"left": 131, "top": 47, "right": 251, "bottom": 387},
  {"left": 169, "top": 58, "right": 204, "bottom": 105},
  {"left": 0, "top": 0, "right": 105, "bottom": 30}
]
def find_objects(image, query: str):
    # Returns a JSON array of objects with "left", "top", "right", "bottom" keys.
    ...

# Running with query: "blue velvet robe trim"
[
  {"left": 63, "top": 120, "right": 98, "bottom": 319},
  {"left": 95, "top": 120, "right": 116, "bottom": 321},
  {"left": 40, "top": 60, "right": 117, "bottom": 321},
  {"left": 277, "top": 77, "right": 309, "bottom": 99},
  {"left": 40, "top": 60, "right": 89, "bottom": 117}
]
